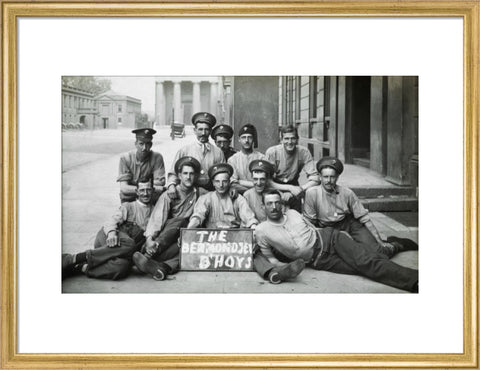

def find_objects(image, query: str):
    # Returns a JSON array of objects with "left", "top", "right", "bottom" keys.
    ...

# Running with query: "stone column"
[
  {"left": 173, "top": 82, "right": 182, "bottom": 122},
  {"left": 192, "top": 82, "right": 201, "bottom": 115},
  {"left": 210, "top": 82, "right": 218, "bottom": 115},
  {"left": 155, "top": 81, "right": 166, "bottom": 125}
]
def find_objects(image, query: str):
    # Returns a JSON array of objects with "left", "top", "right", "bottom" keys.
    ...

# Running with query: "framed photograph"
[{"left": 2, "top": 1, "right": 478, "bottom": 368}]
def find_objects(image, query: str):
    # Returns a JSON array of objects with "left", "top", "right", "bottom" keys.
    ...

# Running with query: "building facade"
[
  {"left": 278, "top": 76, "right": 418, "bottom": 186},
  {"left": 62, "top": 85, "right": 97, "bottom": 128},
  {"left": 95, "top": 90, "right": 142, "bottom": 129},
  {"left": 154, "top": 77, "right": 224, "bottom": 126},
  {"left": 62, "top": 86, "right": 143, "bottom": 130}
]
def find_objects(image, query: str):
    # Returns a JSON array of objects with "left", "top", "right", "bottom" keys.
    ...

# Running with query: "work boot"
[
  {"left": 387, "top": 236, "right": 418, "bottom": 253},
  {"left": 62, "top": 254, "right": 84, "bottom": 279},
  {"left": 133, "top": 252, "right": 168, "bottom": 281},
  {"left": 268, "top": 259, "right": 305, "bottom": 284}
]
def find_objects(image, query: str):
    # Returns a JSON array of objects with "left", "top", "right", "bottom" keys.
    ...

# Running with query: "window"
[
  {"left": 118, "top": 117, "right": 122, "bottom": 124},
  {"left": 118, "top": 104, "right": 122, "bottom": 113}
]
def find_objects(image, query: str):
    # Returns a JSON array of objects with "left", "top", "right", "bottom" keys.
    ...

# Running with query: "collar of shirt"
[
  {"left": 136, "top": 199, "right": 151, "bottom": 208},
  {"left": 196, "top": 141, "right": 211, "bottom": 152}
]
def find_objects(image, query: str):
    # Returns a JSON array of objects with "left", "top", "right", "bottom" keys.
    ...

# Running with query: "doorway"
[{"left": 348, "top": 76, "right": 371, "bottom": 167}]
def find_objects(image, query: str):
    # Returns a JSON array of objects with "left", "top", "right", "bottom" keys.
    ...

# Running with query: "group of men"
[{"left": 62, "top": 111, "right": 418, "bottom": 292}]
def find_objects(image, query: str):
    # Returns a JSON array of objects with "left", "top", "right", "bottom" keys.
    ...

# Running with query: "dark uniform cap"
[
  {"left": 192, "top": 112, "right": 217, "bottom": 128},
  {"left": 208, "top": 163, "right": 234, "bottom": 180},
  {"left": 238, "top": 123, "right": 258, "bottom": 148},
  {"left": 211, "top": 124, "right": 234, "bottom": 140},
  {"left": 132, "top": 128, "right": 156, "bottom": 142},
  {"left": 316, "top": 156, "right": 344, "bottom": 175},
  {"left": 249, "top": 159, "right": 274, "bottom": 177},
  {"left": 174, "top": 156, "right": 202, "bottom": 174}
]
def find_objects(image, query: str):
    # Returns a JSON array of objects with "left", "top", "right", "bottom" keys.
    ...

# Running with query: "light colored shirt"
[
  {"left": 243, "top": 188, "right": 267, "bottom": 222},
  {"left": 191, "top": 192, "right": 258, "bottom": 228},
  {"left": 228, "top": 150, "right": 265, "bottom": 183},
  {"left": 103, "top": 200, "right": 153, "bottom": 235},
  {"left": 265, "top": 144, "right": 318, "bottom": 184},
  {"left": 117, "top": 150, "right": 165, "bottom": 186},
  {"left": 168, "top": 141, "right": 225, "bottom": 187},
  {"left": 144, "top": 186, "right": 207, "bottom": 238},
  {"left": 255, "top": 210, "right": 317, "bottom": 264},
  {"left": 303, "top": 184, "right": 370, "bottom": 227}
]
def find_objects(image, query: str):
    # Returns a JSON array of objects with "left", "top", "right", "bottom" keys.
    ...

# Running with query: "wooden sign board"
[{"left": 180, "top": 228, "right": 254, "bottom": 271}]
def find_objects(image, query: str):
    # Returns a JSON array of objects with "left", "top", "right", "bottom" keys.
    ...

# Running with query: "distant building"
[
  {"left": 95, "top": 90, "right": 142, "bottom": 129},
  {"left": 62, "top": 85, "right": 97, "bottom": 128},
  {"left": 61, "top": 86, "right": 143, "bottom": 130},
  {"left": 154, "top": 77, "right": 225, "bottom": 125}
]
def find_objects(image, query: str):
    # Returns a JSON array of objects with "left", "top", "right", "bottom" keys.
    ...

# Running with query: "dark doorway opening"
[{"left": 350, "top": 76, "right": 371, "bottom": 168}]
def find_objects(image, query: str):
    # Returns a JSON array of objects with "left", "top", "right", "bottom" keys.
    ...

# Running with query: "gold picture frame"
[{"left": 2, "top": 1, "right": 478, "bottom": 368}]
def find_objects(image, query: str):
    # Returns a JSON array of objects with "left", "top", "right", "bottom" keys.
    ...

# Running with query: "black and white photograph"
[{"left": 61, "top": 75, "right": 419, "bottom": 293}]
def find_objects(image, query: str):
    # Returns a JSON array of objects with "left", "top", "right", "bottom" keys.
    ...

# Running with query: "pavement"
[{"left": 61, "top": 127, "right": 418, "bottom": 294}]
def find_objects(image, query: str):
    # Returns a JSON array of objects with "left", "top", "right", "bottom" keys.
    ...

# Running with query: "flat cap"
[
  {"left": 249, "top": 159, "right": 274, "bottom": 177},
  {"left": 192, "top": 112, "right": 217, "bottom": 128},
  {"left": 208, "top": 163, "right": 234, "bottom": 180},
  {"left": 316, "top": 156, "right": 344, "bottom": 175},
  {"left": 174, "top": 156, "right": 201, "bottom": 174},
  {"left": 211, "top": 124, "right": 234, "bottom": 140},
  {"left": 132, "top": 128, "right": 156, "bottom": 142}
]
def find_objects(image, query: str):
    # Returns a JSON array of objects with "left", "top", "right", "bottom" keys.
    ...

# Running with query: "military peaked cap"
[
  {"left": 316, "top": 156, "right": 344, "bottom": 175},
  {"left": 192, "top": 112, "right": 217, "bottom": 128},
  {"left": 249, "top": 159, "right": 274, "bottom": 177},
  {"left": 208, "top": 163, "right": 234, "bottom": 180},
  {"left": 132, "top": 128, "right": 156, "bottom": 142},
  {"left": 211, "top": 124, "right": 234, "bottom": 140},
  {"left": 174, "top": 156, "right": 201, "bottom": 174}
]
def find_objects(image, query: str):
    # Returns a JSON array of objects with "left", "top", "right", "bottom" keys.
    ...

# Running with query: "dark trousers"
[
  {"left": 333, "top": 215, "right": 379, "bottom": 252},
  {"left": 146, "top": 217, "right": 189, "bottom": 274},
  {"left": 253, "top": 251, "right": 275, "bottom": 279},
  {"left": 312, "top": 231, "right": 418, "bottom": 292},
  {"left": 86, "top": 224, "right": 145, "bottom": 280}
]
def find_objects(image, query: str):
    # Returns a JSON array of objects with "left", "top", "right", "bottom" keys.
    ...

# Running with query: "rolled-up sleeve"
[
  {"left": 103, "top": 205, "right": 128, "bottom": 234},
  {"left": 348, "top": 190, "right": 370, "bottom": 223},
  {"left": 152, "top": 153, "right": 166, "bottom": 186},
  {"left": 300, "top": 148, "right": 319, "bottom": 181},
  {"left": 117, "top": 154, "right": 133, "bottom": 182}
]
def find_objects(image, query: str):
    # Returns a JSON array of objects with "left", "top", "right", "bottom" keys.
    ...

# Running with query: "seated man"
[
  {"left": 255, "top": 190, "right": 419, "bottom": 292},
  {"left": 132, "top": 156, "right": 206, "bottom": 281},
  {"left": 117, "top": 128, "right": 165, "bottom": 203},
  {"left": 304, "top": 156, "right": 387, "bottom": 249},
  {"left": 187, "top": 163, "right": 258, "bottom": 229},
  {"left": 265, "top": 125, "right": 319, "bottom": 211},
  {"left": 228, "top": 124, "right": 265, "bottom": 194},
  {"left": 62, "top": 177, "right": 154, "bottom": 280},
  {"left": 211, "top": 124, "right": 236, "bottom": 160},
  {"left": 243, "top": 159, "right": 306, "bottom": 284}
]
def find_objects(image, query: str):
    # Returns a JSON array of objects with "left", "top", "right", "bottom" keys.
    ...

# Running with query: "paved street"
[{"left": 62, "top": 127, "right": 418, "bottom": 293}]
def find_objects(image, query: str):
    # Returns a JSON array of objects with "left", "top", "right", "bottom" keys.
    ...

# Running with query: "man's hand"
[
  {"left": 106, "top": 231, "right": 118, "bottom": 247},
  {"left": 145, "top": 239, "right": 158, "bottom": 257},
  {"left": 166, "top": 184, "right": 178, "bottom": 200},
  {"left": 289, "top": 185, "right": 304, "bottom": 197},
  {"left": 229, "top": 188, "right": 238, "bottom": 200},
  {"left": 281, "top": 192, "right": 294, "bottom": 203}
]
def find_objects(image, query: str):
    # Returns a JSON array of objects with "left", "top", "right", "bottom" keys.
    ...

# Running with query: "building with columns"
[
  {"left": 62, "top": 85, "right": 97, "bottom": 128},
  {"left": 154, "top": 77, "right": 224, "bottom": 126}
]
